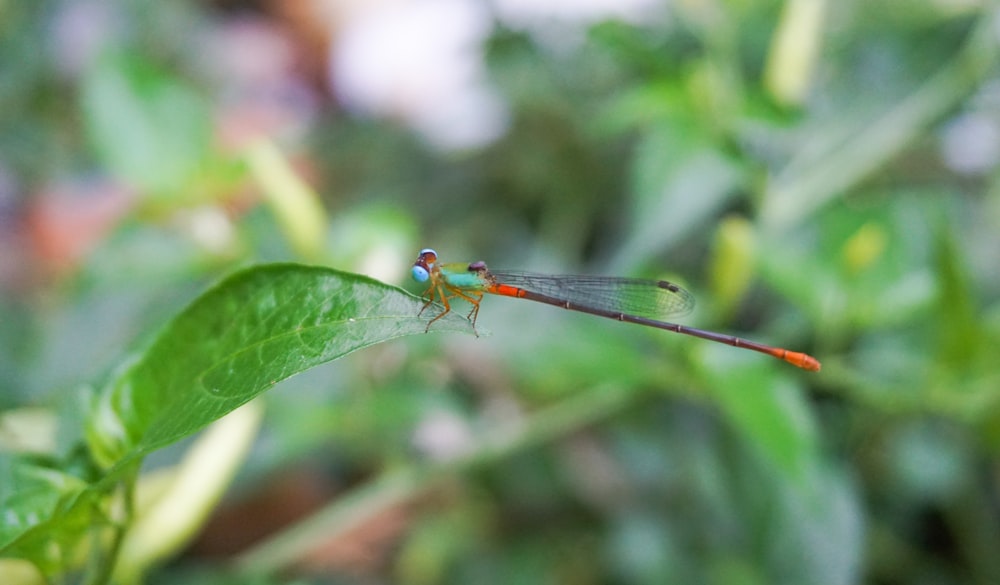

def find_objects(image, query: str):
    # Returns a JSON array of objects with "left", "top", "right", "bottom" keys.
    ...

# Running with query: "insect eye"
[
  {"left": 417, "top": 249, "right": 438, "bottom": 268},
  {"left": 411, "top": 265, "right": 430, "bottom": 282}
]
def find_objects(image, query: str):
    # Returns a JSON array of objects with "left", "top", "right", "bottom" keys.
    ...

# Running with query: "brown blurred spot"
[
  {"left": 25, "top": 179, "right": 134, "bottom": 275},
  {"left": 190, "top": 465, "right": 426, "bottom": 577}
]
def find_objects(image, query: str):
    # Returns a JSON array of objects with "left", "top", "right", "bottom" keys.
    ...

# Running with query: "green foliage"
[
  {"left": 82, "top": 55, "right": 212, "bottom": 199},
  {"left": 2, "top": 1, "right": 1000, "bottom": 584},
  {"left": 1, "top": 266, "right": 472, "bottom": 579}
]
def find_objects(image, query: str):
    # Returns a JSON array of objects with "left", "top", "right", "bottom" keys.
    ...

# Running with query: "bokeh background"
[{"left": 2, "top": 0, "right": 1000, "bottom": 583}]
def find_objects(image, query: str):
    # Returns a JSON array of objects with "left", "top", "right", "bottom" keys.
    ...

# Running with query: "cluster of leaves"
[
  {"left": 2, "top": 1, "right": 1000, "bottom": 584},
  {"left": 1, "top": 267, "right": 474, "bottom": 581}
]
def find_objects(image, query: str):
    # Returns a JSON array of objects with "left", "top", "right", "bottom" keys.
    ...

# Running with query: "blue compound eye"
[{"left": 412, "top": 265, "right": 430, "bottom": 282}]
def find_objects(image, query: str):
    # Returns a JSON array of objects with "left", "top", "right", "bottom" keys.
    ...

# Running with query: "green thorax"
[{"left": 438, "top": 262, "right": 488, "bottom": 290}]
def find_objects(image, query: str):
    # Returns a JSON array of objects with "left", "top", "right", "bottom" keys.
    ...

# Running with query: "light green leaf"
[
  {"left": 89, "top": 264, "right": 474, "bottom": 469},
  {"left": 0, "top": 454, "right": 100, "bottom": 573},
  {"left": 81, "top": 54, "right": 210, "bottom": 197},
  {"left": 611, "top": 122, "right": 744, "bottom": 272},
  {"left": 706, "top": 362, "right": 817, "bottom": 479}
]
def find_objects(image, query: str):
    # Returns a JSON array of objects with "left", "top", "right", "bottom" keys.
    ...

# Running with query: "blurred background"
[{"left": 2, "top": 0, "right": 1000, "bottom": 583}]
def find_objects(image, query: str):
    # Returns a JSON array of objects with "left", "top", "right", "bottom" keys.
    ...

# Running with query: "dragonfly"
[{"left": 411, "top": 248, "right": 820, "bottom": 371}]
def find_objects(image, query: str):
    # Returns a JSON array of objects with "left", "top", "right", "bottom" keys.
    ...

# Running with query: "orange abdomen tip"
[{"left": 784, "top": 351, "right": 821, "bottom": 371}]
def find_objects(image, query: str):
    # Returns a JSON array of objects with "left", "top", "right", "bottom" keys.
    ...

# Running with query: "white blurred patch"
[
  {"left": 331, "top": 0, "right": 508, "bottom": 152},
  {"left": 175, "top": 206, "right": 238, "bottom": 256},
  {"left": 357, "top": 241, "right": 407, "bottom": 283},
  {"left": 328, "top": 0, "right": 665, "bottom": 150},
  {"left": 940, "top": 112, "right": 1000, "bottom": 175},
  {"left": 411, "top": 408, "right": 474, "bottom": 461}
]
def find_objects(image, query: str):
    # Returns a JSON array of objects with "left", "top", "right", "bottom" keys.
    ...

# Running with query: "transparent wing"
[{"left": 489, "top": 271, "right": 695, "bottom": 320}]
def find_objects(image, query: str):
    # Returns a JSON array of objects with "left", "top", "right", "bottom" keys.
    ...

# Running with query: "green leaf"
[
  {"left": 0, "top": 454, "right": 101, "bottom": 573},
  {"left": 761, "top": 12, "right": 999, "bottom": 228},
  {"left": 2, "top": 265, "right": 474, "bottom": 570},
  {"left": 706, "top": 361, "right": 817, "bottom": 479},
  {"left": 81, "top": 54, "right": 211, "bottom": 197},
  {"left": 611, "top": 121, "right": 744, "bottom": 272},
  {"left": 933, "top": 226, "right": 980, "bottom": 370},
  {"left": 88, "top": 264, "right": 475, "bottom": 470}
]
